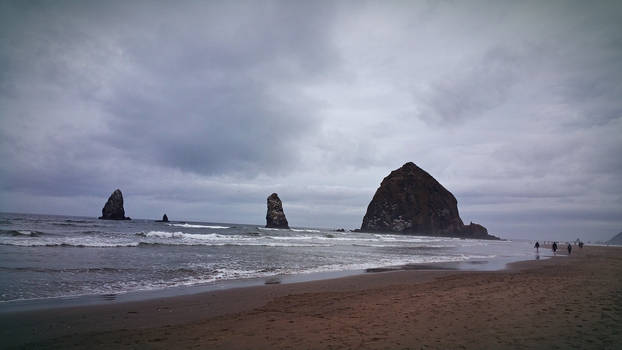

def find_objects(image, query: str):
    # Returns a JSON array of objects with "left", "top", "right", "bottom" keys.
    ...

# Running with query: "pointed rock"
[
  {"left": 98, "top": 189, "right": 131, "bottom": 220},
  {"left": 266, "top": 193, "right": 289, "bottom": 229},
  {"left": 361, "top": 162, "right": 496, "bottom": 239},
  {"left": 155, "top": 213, "right": 169, "bottom": 222}
]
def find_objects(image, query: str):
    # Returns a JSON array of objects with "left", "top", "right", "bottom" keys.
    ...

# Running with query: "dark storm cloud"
[
  {"left": 1, "top": 0, "right": 621, "bottom": 241},
  {"left": 421, "top": 46, "right": 521, "bottom": 125},
  {"left": 94, "top": 1, "right": 341, "bottom": 175},
  {"left": 0, "top": 0, "right": 340, "bottom": 198}
]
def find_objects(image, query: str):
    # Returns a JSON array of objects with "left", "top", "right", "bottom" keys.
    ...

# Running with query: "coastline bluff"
[
  {"left": 266, "top": 193, "right": 289, "bottom": 229},
  {"left": 361, "top": 162, "right": 496, "bottom": 239},
  {"left": 98, "top": 189, "right": 131, "bottom": 220}
]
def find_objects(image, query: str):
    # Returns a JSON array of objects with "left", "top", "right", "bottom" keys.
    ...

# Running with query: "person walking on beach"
[
  {"left": 534, "top": 241, "right": 540, "bottom": 252},
  {"left": 552, "top": 242, "right": 558, "bottom": 254},
  {"left": 567, "top": 243, "right": 572, "bottom": 255}
]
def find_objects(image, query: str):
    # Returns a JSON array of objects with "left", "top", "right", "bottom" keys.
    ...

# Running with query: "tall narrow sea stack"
[
  {"left": 361, "top": 162, "right": 496, "bottom": 239},
  {"left": 98, "top": 189, "right": 131, "bottom": 220},
  {"left": 266, "top": 193, "right": 289, "bottom": 229}
]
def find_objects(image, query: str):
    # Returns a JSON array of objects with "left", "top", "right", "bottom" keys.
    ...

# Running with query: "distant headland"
[{"left": 608, "top": 231, "right": 622, "bottom": 245}]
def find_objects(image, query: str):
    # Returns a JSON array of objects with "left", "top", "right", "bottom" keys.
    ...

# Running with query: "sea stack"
[
  {"left": 161, "top": 214, "right": 169, "bottom": 222},
  {"left": 266, "top": 193, "right": 289, "bottom": 229},
  {"left": 98, "top": 189, "right": 131, "bottom": 220},
  {"left": 361, "top": 162, "right": 496, "bottom": 239}
]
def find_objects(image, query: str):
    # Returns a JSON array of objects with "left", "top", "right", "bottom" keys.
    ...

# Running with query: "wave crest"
[
  {"left": 0, "top": 229, "right": 43, "bottom": 237},
  {"left": 167, "top": 223, "right": 230, "bottom": 229}
]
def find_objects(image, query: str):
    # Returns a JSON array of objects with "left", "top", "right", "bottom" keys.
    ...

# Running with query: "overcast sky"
[{"left": 1, "top": 0, "right": 621, "bottom": 241}]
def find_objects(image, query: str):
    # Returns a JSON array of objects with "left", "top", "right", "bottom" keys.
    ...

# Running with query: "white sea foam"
[
  {"left": 139, "top": 231, "right": 249, "bottom": 240},
  {"left": 290, "top": 228, "right": 321, "bottom": 233},
  {"left": 0, "top": 241, "right": 140, "bottom": 248},
  {"left": 267, "top": 235, "right": 314, "bottom": 240},
  {"left": 263, "top": 234, "right": 453, "bottom": 247},
  {"left": 0, "top": 228, "right": 490, "bottom": 250},
  {"left": 131, "top": 231, "right": 329, "bottom": 247},
  {"left": 168, "top": 223, "right": 230, "bottom": 229}
]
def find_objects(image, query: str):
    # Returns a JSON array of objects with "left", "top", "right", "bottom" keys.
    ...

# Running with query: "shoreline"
[
  {"left": 3, "top": 246, "right": 617, "bottom": 349},
  {"left": 0, "top": 250, "right": 547, "bottom": 314}
]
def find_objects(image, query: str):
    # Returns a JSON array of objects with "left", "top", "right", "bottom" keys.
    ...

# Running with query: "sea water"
[{"left": 0, "top": 212, "right": 548, "bottom": 307}]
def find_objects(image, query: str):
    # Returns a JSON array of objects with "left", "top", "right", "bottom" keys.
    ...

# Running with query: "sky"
[{"left": 1, "top": 0, "right": 621, "bottom": 241}]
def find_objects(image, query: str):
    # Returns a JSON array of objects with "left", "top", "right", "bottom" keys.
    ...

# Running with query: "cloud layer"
[{"left": 1, "top": 0, "right": 621, "bottom": 241}]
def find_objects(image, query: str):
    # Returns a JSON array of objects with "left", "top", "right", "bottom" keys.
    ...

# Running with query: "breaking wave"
[
  {"left": 168, "top": 223, "right": 230, "bottom": 229},
  {"left": 136, "top": 231, "right": 246, "bottom": 240},
  {"left": 0, "top": 229, "right": 43, "bottom": 237}
]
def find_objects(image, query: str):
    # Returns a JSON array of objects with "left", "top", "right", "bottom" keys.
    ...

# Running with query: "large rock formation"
[
  {"left": 266, "top": 193, "right": 289, "bottom": 229},
  {"left": 98, "top": 189, "right": 131, "bottom": 220},
  {"left": 361, "top": 162, "right": 496, "bottom": 239}
]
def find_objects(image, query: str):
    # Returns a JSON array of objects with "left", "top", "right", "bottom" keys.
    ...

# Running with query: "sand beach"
[{"left": 1, "top": 245, "right": 621, "bottom": 349}]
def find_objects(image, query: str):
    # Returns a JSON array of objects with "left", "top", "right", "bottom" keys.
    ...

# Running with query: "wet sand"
[{"left": 2, "top": 246, "right": 621, "bottom": 349}]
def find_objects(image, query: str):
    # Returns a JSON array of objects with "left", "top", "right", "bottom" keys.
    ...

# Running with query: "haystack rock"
[
  {"left": 98, "top": 189, "right": 131, "bottom": 220},
  {"left": 266, "top": 193, "right": 289, "bottom": 229},
  {"left": 157, "top": 214, "right": 169, "bottom": 222},
  {"left": 361, "top": 162, "right": 497, "bottom": 239}
]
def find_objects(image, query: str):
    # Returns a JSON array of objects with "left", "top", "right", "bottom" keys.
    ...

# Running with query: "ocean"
[{"left": 0, "top": 212, "right": 548, "bottom": 309}]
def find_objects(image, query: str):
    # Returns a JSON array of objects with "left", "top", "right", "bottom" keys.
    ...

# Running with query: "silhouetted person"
[
  {"left": 552, "top": 242, "right": 558, "bottom": 254},
  {"left": 534, "top": 241, "right": 540, "bottom": 252},
  {"left": 567, "top": 244, "right": 572, "bottom": 255}
]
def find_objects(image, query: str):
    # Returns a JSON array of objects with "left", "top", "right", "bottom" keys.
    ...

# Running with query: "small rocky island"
[
  {"left": 156, "top": 214, "right": 169, "bottom": 222},
  {"left": 361, "top": 162, "right": 497, "bottom": 239},
  {"left": 98, "top": 189, "right": 131, "bottom": 220},
  {"left": 266, "top": 193, "right": 289, "bottom": 229}
]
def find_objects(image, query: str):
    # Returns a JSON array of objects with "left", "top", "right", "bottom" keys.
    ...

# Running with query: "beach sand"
[{"left": 2, "top": 246, "right": 621, "bottom": 349}]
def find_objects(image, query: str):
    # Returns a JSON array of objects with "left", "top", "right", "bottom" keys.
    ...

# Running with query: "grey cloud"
[
  {"left": 1, "top": 1, "right": 621, "bottom": 240},
  {"left": 420, "top": 46, "right": 522, "bottom": 125},
  {"left": 0, "top": 0, "right": 342, "bottom": 198}
]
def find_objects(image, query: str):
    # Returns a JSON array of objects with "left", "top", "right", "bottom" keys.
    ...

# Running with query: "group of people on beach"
[{"left": 534, "top": 240, "right": 582, "bottom": 255}]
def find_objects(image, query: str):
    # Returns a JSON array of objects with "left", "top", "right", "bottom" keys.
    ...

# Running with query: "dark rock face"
[
  {"left": 361, "top": 162, "right": 496, "bottom": 239},
  {"left": 162, "top": 214, "right": 169, "bottom": 222},
  {"left": 98, "top": 189, "right": 130, "bottom": 220},
  {"left": 266, "top": 193, "right": 289, "bottom": 229},
  {"left": 461, "top": 222, "right": 488, "bottom": 236}
]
